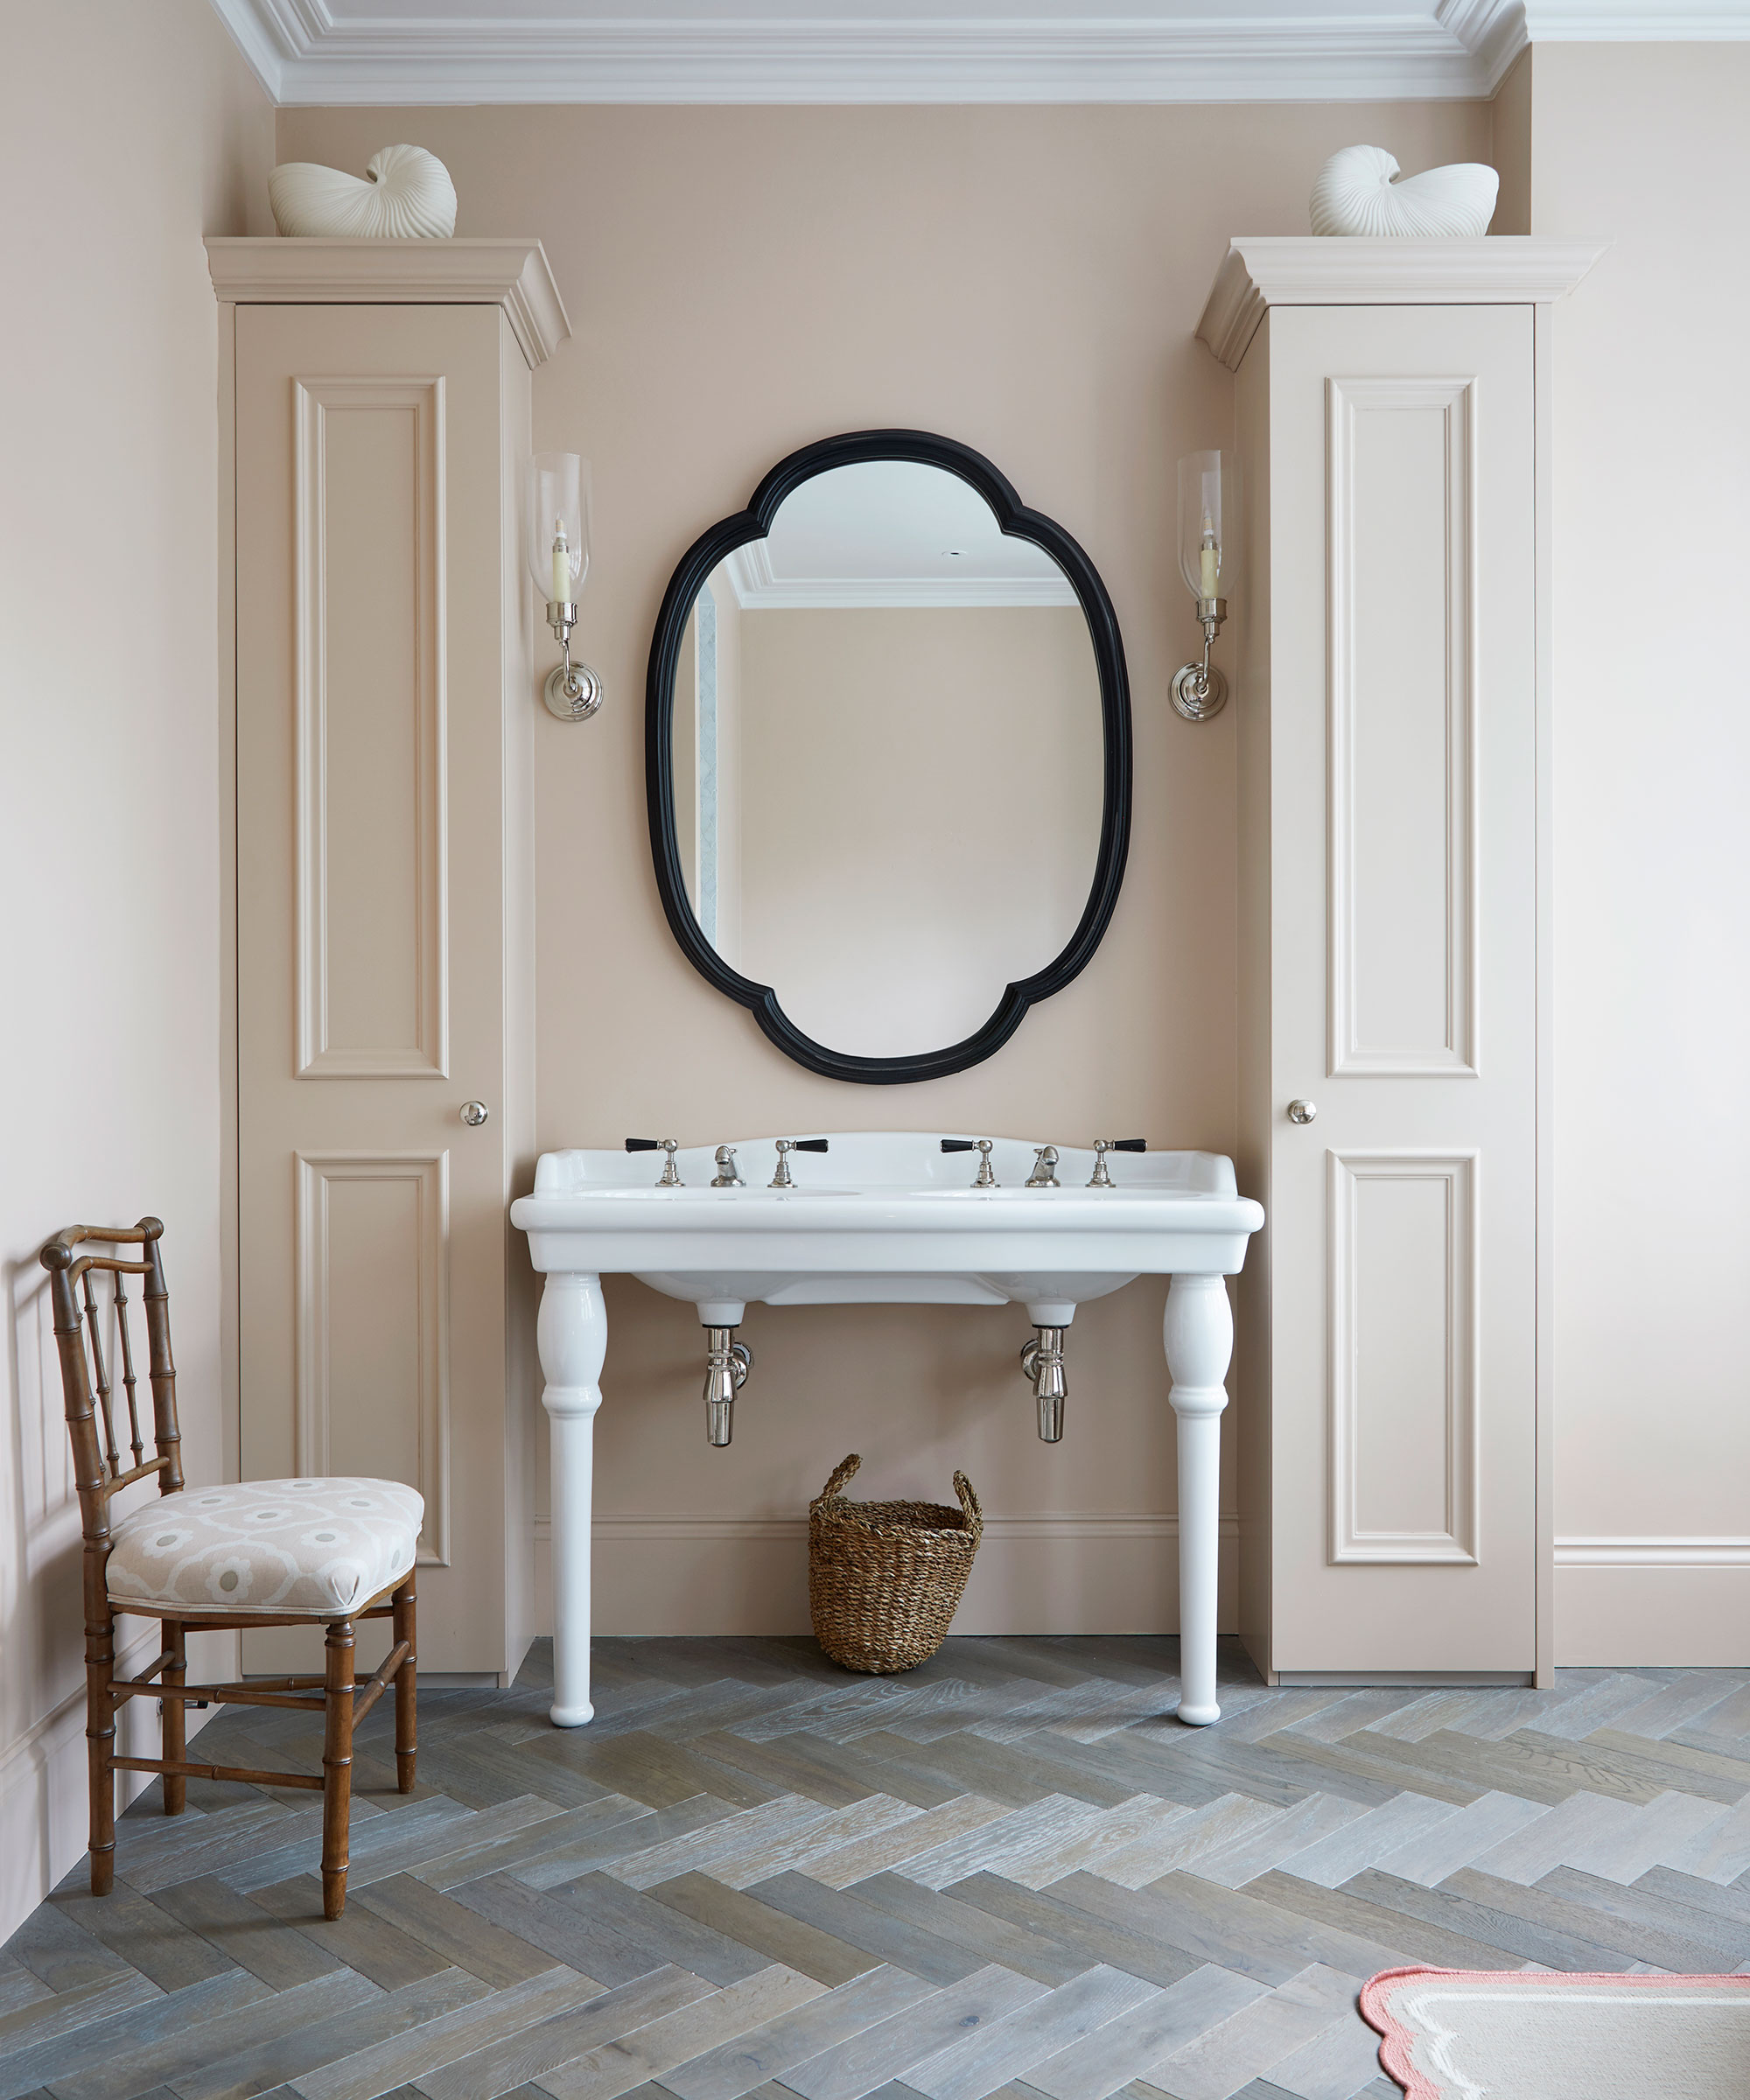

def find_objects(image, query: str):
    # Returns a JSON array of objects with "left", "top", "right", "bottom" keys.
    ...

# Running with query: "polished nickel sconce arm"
[
  {"left": 544, "top": 598, "right": 605, "bottom": 723},
  {"left": 1170, "top": 596, "right": 1228, "bottom": 723}
]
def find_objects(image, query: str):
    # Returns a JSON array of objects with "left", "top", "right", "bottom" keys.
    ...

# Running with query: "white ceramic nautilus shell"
[
  {"left": 269, "top": 144, "right": 458, "bottom": 239},
  {"left": 1309, "top": 144, "right": 1498, "bottom": 238}
]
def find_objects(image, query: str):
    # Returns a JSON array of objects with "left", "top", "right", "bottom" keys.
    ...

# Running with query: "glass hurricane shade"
[
  {"left": 1177, "top": 451, "right": 1238, "bottom": 603},
  {"left": 526, "top": 452, "right": 591, "bottom": 606}
]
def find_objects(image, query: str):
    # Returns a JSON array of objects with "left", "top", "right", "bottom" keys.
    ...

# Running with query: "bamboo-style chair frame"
[{"left": 40, "top": 1216, "right": 416, "bottom": 1919}]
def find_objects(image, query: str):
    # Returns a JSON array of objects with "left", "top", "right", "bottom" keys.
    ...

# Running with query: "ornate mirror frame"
[{"left": 645, "top": 429, "right": 1133, "bottom": 1084}]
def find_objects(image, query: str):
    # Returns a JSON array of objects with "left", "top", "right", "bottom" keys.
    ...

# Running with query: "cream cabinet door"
[
  {"left": 234, "top": 303, "right": 522, "bottom": 1674},
  {"left": 1264, "top": 304, "right": 1537, "bottom": 1672}
]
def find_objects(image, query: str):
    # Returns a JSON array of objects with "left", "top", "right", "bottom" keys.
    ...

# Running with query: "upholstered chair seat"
[{"left": 107, "top": 1477, "right": 423, "bottom": 1619}]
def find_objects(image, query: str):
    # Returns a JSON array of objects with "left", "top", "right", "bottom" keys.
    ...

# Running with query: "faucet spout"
[
  {"left": 1020, "top": 1326, "right": 1067, "bottom": 1442},
  {"left": 704, "top": 1325, "right": 752, "bottom": 1445}
]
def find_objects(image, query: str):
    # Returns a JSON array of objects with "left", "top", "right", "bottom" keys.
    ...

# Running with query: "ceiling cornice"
[{"left": 208, "top": 0, "right": 1750, "bottom": 108}]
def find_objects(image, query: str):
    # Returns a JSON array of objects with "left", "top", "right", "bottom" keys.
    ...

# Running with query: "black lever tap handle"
[
  {"left": 941, "top": 1139, "right": 976, "bottom": 1152},
  {"left": 793, "top": 1138, "right": 830, "bottom": 1153},
  {"left": 625, "top": 1138, "right": 664, "bottom": 1152},
  {"left": 1113, "top": 1138, "right": 1147, "bottom": 1152}
]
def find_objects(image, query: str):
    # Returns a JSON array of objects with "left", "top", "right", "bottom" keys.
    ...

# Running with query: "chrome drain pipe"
[
  {"left": 704, "top": 1326, "right": 752, "bottom": 1446},
  {"left": 1021, "top": 1327, "right": 1067, "bottom": 1442}
]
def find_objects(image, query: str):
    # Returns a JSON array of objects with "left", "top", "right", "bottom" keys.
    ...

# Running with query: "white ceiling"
[
  {"left": 717, "top": 460, "right": 1079, "bottom": 610},
  {"left": 209, "top": 0, "right": 1750, "bottom": 108}
]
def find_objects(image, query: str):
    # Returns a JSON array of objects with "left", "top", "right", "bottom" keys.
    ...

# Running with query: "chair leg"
[
  {"left": 162, "top": 1619, "right": 186, "bottom": 1816},
  {"left": 321, "top": 1617, "right": 354, "bottom": 1920},
  {"left": 85, "top": 1598, "right": 115, "bottom": 1896},
  {"left": 392, "top": 1577, "right": 417, "bottom": 1793}
]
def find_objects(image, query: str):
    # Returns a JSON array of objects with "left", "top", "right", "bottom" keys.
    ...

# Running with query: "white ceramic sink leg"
[
  {"left": 1164, "top": 1271, "right": 1232, "bottom": 1726},
  {"left": 538, "top": 1269, "right": 605, "bottom": 1726}
]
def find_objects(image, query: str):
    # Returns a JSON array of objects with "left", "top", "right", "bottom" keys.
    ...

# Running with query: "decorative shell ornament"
[
  {"left": 269, "top": 144, "right": 458, "bottom": 239},
  {"left": 1309, "top": 144, "right": 1498, "bottom": 238}
]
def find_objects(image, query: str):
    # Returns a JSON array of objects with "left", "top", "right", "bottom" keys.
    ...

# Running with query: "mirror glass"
[{"left": 667, "top": 458, "right": 1105, "bottom": 1060}]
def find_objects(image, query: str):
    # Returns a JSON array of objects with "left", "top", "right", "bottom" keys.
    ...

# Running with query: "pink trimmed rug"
[{"left": 1362, "top": 1966, "right": 1750, "bottom": 2099}]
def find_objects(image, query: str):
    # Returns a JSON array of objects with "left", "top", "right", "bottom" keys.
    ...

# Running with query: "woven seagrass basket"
[{"left": 808, "top": 1452, "right": 983, "bottom": 1674}]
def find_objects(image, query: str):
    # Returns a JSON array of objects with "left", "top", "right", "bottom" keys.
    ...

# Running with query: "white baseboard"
[
  {"left": 532, "top": 1511, "right": 1238, "bottom": 1636},
  {"left": 0, "top": 1624, "right": 234, "bottom": 1948},
  {"left": 1555, "top": 1537, "right": 1750, "bottom": 1665}
]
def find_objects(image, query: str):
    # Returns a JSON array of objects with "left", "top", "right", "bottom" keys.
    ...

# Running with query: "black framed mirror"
[{"left": 646, "top": 430, "right": 1132, "bottom": 1084}]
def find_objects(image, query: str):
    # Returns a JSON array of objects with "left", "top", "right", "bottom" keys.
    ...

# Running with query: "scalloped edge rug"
[{"left": 1362, "top": 1966, "right": 1750, "bottom": 2099}]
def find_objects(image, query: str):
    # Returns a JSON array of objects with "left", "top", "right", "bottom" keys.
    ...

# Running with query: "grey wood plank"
[
  {"left": 778, "top": 1964, "right": 1047, "bottom": 2100},
  {"left": 532, "top": 1967, "right": 828, "bottom": 2100},
  {"left": 452, "top": 1872, "right": 650, "bottom": 1986},
  {"left": 414, "top": 1961, "right": 725, "bottom": 2100},
  {"left": 44, "top": 1885, "right": 236, "bottom": 1994},
  {"left": 152, "top": 1874, "right": 341, "bottom": 1989},
  {"left": 288, "top": 1966, "right": 603, "bottom": 2100},
  {"left": 0, "top": 1969, "right": 268, "bottom": 2099},
  {"left": 840, "top": 1879, "right": 1090, "bottom": 1989},
  {"left": 357, "top": 1872, "right": 565, "bottom": 1988},
  {"left": 1509, "top": 1729, "right": 1750, "bottom": 1809},
  {"left": 689, "top": 1736, "right": 878, "bottom": 1810},
  {"left": 48, "top": 1971, "right": 380, "bottom": 2100},
  {"left": 905, "top": 1965, "right": 1160, "bottom": 2100},
  {"left": 848, "top": 1736, "right": 1124, "bottom": 1815},
  {"left": 560, "top": 1873, "right": 772, "bottom": 1987},
  {"left": 941, "top": 1875, "right": 1198, "bottom": 1992},
  {"left": 745, "top": 1876, "right": 985, "bottom": 1987},
  {"left": 531, "top": 1732, "right": 786, "bottom": 1813},
  {"left": 1532, "top": 1863, "right": 1750, "bottom": 1959},
  {"left": 646, "top": 1876, "right": 881, "bottom": 1991},
  {"left": 174, "top": 1969, "right": 491, "bottom": 2100},
  {"left": 1186, "top": 1797, "right": 1371, "bottom": 1891},
  {"left": 1636, "top": 1864, "right": 1750, "bottom": 1928},
  {"left": 1340, "top": 1732, "right": 1579, "bottom": 1810},
  {"left": 1025, "top": 1967, "right": 1269, "bottom": 2100},
  {"left": 1445, "top": 1865, "right": 1740, "bottom": 1971},
  {"left": 1142, "top": 1964, "right": 1357, "bottom": 2100},
  {"left": 1264, "top": 1796, "right": 1461, "bottom": 1891},
  {"left": 416, "top": 1798, "right": 654, "bottom": 1892},
  {"left": 2, "top": 1901, "right": 142, "bottom": 1994},
  {"left": 1057, "top": 1874, "right": 1396, "bottom": 1992},
  {"left": 656, "top": 1968, "right": 937, "bottom": 2100},
  {"left": 245, "top": 1876, "right": 461, "bottom": 1992},
  {"left": 1238, "top": 1872, "right": 1524, "bottom": 1973},
  {"left": 517, "top": 1803, "right": 738, "bottom": 1894},
  {"left": 1360, "top": 1792, "right": 1546, "bottom": 1891},
  {"left": 1231, "top": 1736, "right": 1478, "bottom": 1813},
  {"left": 1248, "top": 2003, "right": 1383, "bottom": 2100},
  {"left": 217, "top": 1797, "right": 477, "bottom": 1895},
  {"left": 1339, "top": 1868, "right": 1634, "bottom": 1973},
  {"left": 0, "top": 1971, "right": 161, "bottom": 2068}
]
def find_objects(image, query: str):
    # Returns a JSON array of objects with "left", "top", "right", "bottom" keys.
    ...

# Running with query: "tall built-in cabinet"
[
  {"left": 1206, "top": 240, "right": 1603, "bottom": 1686},
  {"left": 207, "top": 240, "right": 567, "bottom": 1677}
]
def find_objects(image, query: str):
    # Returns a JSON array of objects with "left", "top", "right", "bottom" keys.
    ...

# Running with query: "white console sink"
[
  {"left": 514, "top": 1131, "right": 1261, "bottom": 1325},
  {"left": 511, "top": 1131, "right": 1263, "bottom": 1732}
]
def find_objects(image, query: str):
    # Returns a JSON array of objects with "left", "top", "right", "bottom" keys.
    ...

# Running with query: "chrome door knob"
[
  {"left": 1286, "top": 1098, "right": 1317, "bottom": 1124},
  {"left": 459, "top": 1100, "right": 490, "bottom": 1127}
]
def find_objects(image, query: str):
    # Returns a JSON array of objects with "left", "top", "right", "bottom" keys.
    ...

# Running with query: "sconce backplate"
[
  {"left": 545, "top": 660, "right": 605, "bottom": 722},
  {"left": 1170, "top": 662, "right": 1228, "bottom": 723}
]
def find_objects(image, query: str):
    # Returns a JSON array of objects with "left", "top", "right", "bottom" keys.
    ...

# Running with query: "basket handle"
[
  {"left": 820, "top": 1453, "right": 861, "bottom": 1501},
  {"left": 953, "top": 1470, "right": 984, "bottom": 1540}
]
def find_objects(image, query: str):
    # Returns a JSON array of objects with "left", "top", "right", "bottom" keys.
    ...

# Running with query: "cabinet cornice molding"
[
  {"left": 1195, "top": 236, "right": 1610, "bottom": 372},
  {"left": 204, "top": 237, "right": 570, "bottom": 369}
]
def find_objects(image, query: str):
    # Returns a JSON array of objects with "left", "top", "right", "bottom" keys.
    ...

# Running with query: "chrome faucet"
[
  {"left": 626, "top": 1138, "right": 682, "bottom": 1186},
  {"left": 1088, "top": 1138, "right": 1146, "bottom": 1188},
  {"left": 1026, "top": 1144, "right": 1060, "bottom": 1188},
  {"left": 941, "top": 1138, "right": 997, "bottom": 1187},
  {"left": 770, "top": 1138, "right": 829, "bottom": 1188},
  {"left": 710, "top": 1145, "right": 745, "bottom": 1187}
]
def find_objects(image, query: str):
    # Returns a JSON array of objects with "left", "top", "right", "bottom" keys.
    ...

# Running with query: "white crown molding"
[
  {"left": 1523, "top": 0, "right": 1750, "bottom": 33},
  {"left": 1555, "top": 1536, "right": 1750, "bottom": 1567},
  {"left": 1196, "top": 234, "right": 1610, "bottom": 370},
  {"left": 203, "top": 236, "right": 571, "bottom": 368},
  {"left": 209, "top": 0, "right": 1549, "bottom": 106}
]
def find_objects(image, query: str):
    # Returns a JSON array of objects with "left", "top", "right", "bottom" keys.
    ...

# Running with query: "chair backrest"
[{"left": 40, "top": 1218, "right": 183, "bottom": 1548}]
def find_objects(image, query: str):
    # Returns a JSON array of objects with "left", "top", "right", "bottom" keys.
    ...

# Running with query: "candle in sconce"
[
  {"left": 1199, "top": 518, "right": 1220, "bottom": 600},
  {"left": 550, "top": 521, "right": 571, "bottom": 606}
]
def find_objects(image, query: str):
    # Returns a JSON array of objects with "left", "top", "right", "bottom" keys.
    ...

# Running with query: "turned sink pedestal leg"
[
  {"left": 538, "top": 1269, "right": 606, "bottom": 1726},
  {"left": 1164, "top": 1271, "right": 1232, "bottom": 1726}
]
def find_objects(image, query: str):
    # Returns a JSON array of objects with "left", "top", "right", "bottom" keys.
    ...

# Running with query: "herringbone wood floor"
[{"left": 8, "top": 1638, "right": 1750, "bottom": 2100}]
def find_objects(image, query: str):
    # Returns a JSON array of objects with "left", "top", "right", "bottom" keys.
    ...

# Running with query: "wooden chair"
[{"left": 40, "top": 1217, "right": 419, "bottom": 1919}]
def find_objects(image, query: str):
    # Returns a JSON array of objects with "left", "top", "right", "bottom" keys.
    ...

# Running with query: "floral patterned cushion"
[{"left": 106, "top": 1477, "right": 423, "bottom": 1617}]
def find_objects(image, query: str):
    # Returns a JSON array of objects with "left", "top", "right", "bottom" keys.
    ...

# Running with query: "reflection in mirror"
[{"left": 668, "top": 460, "right": 1104, "bottom": 1059}]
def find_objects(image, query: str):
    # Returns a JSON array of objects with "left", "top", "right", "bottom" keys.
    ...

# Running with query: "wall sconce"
[
  {"left": 1171, "top": 450, "right": 1240, "bottom": 723},
  {"left": 526, "top": 452, "right": 603, "bottom": 722}
]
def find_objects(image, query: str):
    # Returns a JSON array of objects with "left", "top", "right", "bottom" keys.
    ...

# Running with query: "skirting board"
[
  {"left": 1556, "top": 1544, "right": 1750, "bottom": 1666},
  {"left": 0, "top": 1623, "right": 232, "bottom": 1949},
  {"left": 533, "top": 1511, "right": 1240, "bottom": 1636}
]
